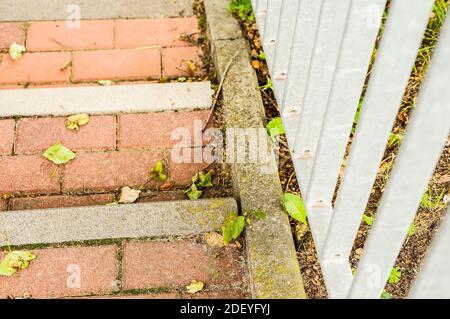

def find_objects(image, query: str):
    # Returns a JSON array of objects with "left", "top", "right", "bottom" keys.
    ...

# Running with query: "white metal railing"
[{"left": 251, "top": 0, "right": 450, "bottom": 298}]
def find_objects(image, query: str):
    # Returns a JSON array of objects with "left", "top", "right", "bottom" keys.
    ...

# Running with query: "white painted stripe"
[{"left": 0, "top": 82, "right": 213, "bottom": 117}]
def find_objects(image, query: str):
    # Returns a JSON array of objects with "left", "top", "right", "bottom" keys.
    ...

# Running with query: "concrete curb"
[
  {"left": 0, "top": 198, "right": 236, "bottom": 247},
  {"left": 204, "top": 0, "right": 306, "bottom": 299},
  {"left": 0, "top": 0, "right": 194, "bottom": 21}
]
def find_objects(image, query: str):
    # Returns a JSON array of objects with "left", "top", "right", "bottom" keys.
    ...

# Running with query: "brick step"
[
  {"left": 0, "top": 82, "right": 213, "bottom": 117},
  {"left": 0, "top": 238, "right": 246, "bottom": 299},
  {"left": 0, "top": 197, "right": 237, "bottom": 247}
]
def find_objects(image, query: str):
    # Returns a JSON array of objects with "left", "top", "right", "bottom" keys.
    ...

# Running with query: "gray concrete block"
[
  {"left": 0, "top": 198, "right": 236, "bottom": 247},
  {"left": 204, "top": 0, "right": 242, "bottom": 42},
  {"left": 207, "top": 11, "right": 307, "bottom": 297},
  {"left": 0, "top": 82, "right": 213, "bottom": 117},
  {"left": 0, "top": 0, "right": 194, "bottom": 21}
]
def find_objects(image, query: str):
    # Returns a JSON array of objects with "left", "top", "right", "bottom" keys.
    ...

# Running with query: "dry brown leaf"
[
  {"left": 187, "top": 60, "right": 196, "bottom": 75},
  {"left": 160, "top": 181, "right": 175, "bottom": 191},
  {"left": 204, "top": 232, "right": 225, "bottom": 248},
  {"left": 251, "top": 60, "right": 261, "bottom": 69},
  {"left": 119, "top": 186, "right": 141, "bottom": 204}
]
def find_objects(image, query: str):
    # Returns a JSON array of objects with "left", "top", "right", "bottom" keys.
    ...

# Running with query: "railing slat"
[
  {"left": 409, "top": 207, "right": 450, "bottom": 299},
  {"left": 271, "top": 0, "right": 300, "bottom": 106},
  {"left": 349, "top": 9, "right": 450, "bottom": 298},
  {"left": 262, "top": 0, "right": 283, "bottom": 72},
  {"left": 254, "top": 0, "right": 267, "bottom": 40},
  {"left": 303, "top": 0, "right": 386, "bottom": 299},
  {"left": 318, "top": 0, "right": 434, "bottom": 299},
  {"left": 281, "top": 0, "right": 323, "bottom": 145},
  {"left": 291, "top": 0, "right": 352, "bottom": 193}
]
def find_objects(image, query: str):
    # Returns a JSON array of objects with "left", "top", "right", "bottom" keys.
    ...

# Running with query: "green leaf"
[
  {"left": 362, "top": 214, "right": 374, "bottom": 226},
  {"left": 151, "top": 161, "right": 167, "bottom": 181},
  {"left": 9, "top": 42, "right": 26, "bottom": 60},
  {"left": 380, "top": 291, "right": 393, "bottom": 299},
  {"left": 197, "top": 171, "right": 213, "bottom": 188},
  {"left": 258, "top": 51, "right": 266, "bottom": 60},
  {"left": 266, "top": 117, "right": 285, "bottom": 141},
  {"left": 185, "top": 183, "right": 202, "bottom": 200},
  {"left": 408, "top": 223, "right": 416, "bottom": 237},
  {"left": 222, "top": 211, "right": 245, "bottom": 244},
  {"left": 388, "top": 266, "right": 401, "bottom": 284},
  {"left": 0, "top": 251, "right": 36, "bottom": 276},
  {"left": 43, "top": 142, "right": 76, "bottom": 164},
  {"left": 284, "top": 193, "right": 307, "bottom": 224}
]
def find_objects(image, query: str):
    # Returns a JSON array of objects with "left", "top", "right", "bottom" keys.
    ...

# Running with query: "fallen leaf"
[
  {"left": 221, "top": 211, "right": 245, "bottom": 245},
  {"left": 160, "top": 181, "right": 175, "bottom": 191},
  {"left": 185, "top": 183, "right": 202, "bottom": 200},
  {"left": 187, "top": 60, "right": 196, "bottom": 75},
  {"left": 204, "top": 232, "right": 225, "bottom": 247},
  {"left": 193, "top": 171, "right": 213, "bottom": 188},
  {"left": 119, "top": 186, "right": 141, "bottom": 204},
  {"left": 43, "top": 142, "right": 76, "bottom": 164},
  {"left": 66, "top": 113, "right": 90, "bottom": 130},
  {"left": 98, "top": 80, "right": 114, "bottom": 86},
  {"left": 0, "top": 251, "right": 36, "bottom": 276},
  {"left": 186, "top": 280, "right": 204, "bottom": 294},
  {"left": 294, "top": 223, "right": 308, "bottom": 245},
  {"left": 266, "top": 117, "right": 285, "bottom": 141},
  {"left": 9, "top": 42, "right": 26, "bottom": 60},
  {"left": 252, "top": 60, "right": 261, "bottom": 69},
  {"left": 150, "top": 161, "right": 167, "bottom": 181}
]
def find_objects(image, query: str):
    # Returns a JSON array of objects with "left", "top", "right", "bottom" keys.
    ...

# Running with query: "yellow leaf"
[
  {"left": 187, "top": 60, "right": 196, "bottom": 75},
  {"left": 0, "top": 251, "right": 36, "bottom": 276},
  {"left": 186, "top": 280, "right": 204, "bottom": 294},
  {"left": 98, "top": 80, "right": 114, "bottom": 86},
  {"left": 9, "top": 42, "right": 26, "bottom": 60},
  {"left": 66, "top": 113, "right": 90, "bottom": 130}
]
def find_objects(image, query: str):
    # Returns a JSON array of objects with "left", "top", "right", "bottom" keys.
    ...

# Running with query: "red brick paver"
[
  {"left": 15, "top": 115, "right": 116, "bottom": 154},
  {"left": 0, "top": 119, "right": 15, "bottom": 155},
  {"left": 27, "top": 20, "right": 114, "bottom": 51},
  {"left": 0, "top": 22, "right": 24, "bottom": 50},
  {"left": 0, "top": 154, "right": 60, "bottom": 195},
  {"left": 72, "top": 48, "right": 161, "bottom": 81},
  {"left": 62, "top": 150, "right": 166, "bottom": 192},
  {"left": 183, "top": 289, "right": 246, "bottom": 299},
  {"left": 10, "top": 194, "right": 115, "bottom": 211},
  {"left": 0, "top": 52, "right": 71, "bottom": 84},
  {"left": 0, "top": 200, "right": 7, "bottom": 211},
  {"left": 122, "top": 241, "right": 243, "bottom": 290},
  {"left": 81, "top": 292, "right": 180, "bottom": 299},
  {"left": 119, "top": 110, "right": 208, "bottom": 149},
  {"left": 115, "top": 18, "right": 199, "bottom": 48},
  {"left": 0, "top": 245, "right": 118, "bottom": 299},
  {"left": 163, "top": 46, "right": 203, "bottom": 78}
]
